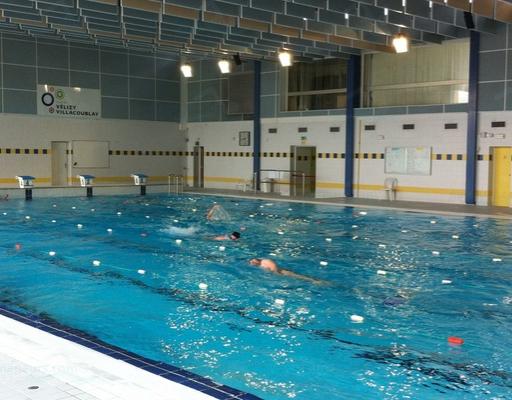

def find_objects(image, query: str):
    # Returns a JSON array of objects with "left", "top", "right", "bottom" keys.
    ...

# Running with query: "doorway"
[
  {"left": 489, "top": 146, "right": 512, "bottom": 207},
  {"left": 290, "top": 146, "right": 316, "bottom": 197},
  {"left": 51, "top": 141, "right": 69, "bottom": 186},
  {"left": 193, "top": 145, "right": 204, "bottom": 188}
]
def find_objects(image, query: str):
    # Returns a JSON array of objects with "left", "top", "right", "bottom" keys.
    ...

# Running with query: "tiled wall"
[
  {"left": 478, "top": 25, "right": 512, "bottom": 111},
  {"left": 0, "top": 33, "right": 180, "bottom": 122}
]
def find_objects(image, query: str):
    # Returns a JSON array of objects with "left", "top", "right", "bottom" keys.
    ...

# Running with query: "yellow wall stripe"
[{"left": 0, "top": 149, "right": 492, "bottom": 161}]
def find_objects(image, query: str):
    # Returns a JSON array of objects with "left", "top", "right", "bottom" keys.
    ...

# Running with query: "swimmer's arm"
[
  {"left": 213, "top": 235, "right": 227, "bottom": 240},
  {"left": 207, "top": 205, "right": 218, "bottom": 220}
]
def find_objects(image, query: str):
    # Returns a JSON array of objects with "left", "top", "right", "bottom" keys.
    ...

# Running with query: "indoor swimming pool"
[{"left": 0, "top": 194, "right": 511, "bottom": 400}]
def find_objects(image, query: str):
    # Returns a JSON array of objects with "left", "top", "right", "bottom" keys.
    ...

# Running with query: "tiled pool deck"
[
  {"left": 0, "top": 306, "right": 261, "bottom": 400},
  {"left": 187, "top": 188, "right": 512, "bottom": 219}
]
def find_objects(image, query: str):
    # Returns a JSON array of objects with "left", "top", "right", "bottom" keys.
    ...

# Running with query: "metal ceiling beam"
[{"left": 0, "top": 0, "right": 506, "bottom": 61}]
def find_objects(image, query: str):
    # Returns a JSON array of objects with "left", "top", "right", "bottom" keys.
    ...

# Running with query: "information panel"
[
  {"left": 385, "top": 146, "right": 431, "bottom": 176},
  {"left": 72, "top": 141, "right": 109, "bottom": 168},
  {"left": 37, "top": 85, "right": 101, "bottom": 119}
]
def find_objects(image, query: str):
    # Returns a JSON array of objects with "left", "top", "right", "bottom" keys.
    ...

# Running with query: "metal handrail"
[
  {"left": 258, "top": 169, "right": 309, "bottom": 197},
  {"left": 168, "top": 174, "right": 184, "bottom": 195}
]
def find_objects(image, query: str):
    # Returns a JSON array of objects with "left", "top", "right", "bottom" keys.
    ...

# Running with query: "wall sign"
[
  {"left": 37, "top": 85, "right": 101, "bottom": 119},
  {"left": 385, "top": 146, "right": 431, "bottom": 176},
  {"left": 239, "top": 131, "right": 251, "bottom": 146}
]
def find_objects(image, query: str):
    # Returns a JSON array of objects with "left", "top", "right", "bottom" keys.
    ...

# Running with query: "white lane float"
[{"left": 350, "top": 315, "right": 364, "bottom": 323}]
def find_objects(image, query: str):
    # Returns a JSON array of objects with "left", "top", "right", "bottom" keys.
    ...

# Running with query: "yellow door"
[{"left": 491, "top": 147, "right": 512, "bottom": 207}]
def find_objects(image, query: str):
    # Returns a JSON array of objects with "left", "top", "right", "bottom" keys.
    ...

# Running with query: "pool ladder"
[{"left": 168, "top": 174, "right": 184, "bottom": 195}]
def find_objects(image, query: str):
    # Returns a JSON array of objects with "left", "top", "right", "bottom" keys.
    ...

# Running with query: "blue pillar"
[
  {"left": 465, "top": 31, "right": 479, "bottom": 204},
  {"left": 345, "top": 55, "right": 361, "bottom": 197},
  {"left": 253, "top": 60, "right": 262, "bottom": 191}
]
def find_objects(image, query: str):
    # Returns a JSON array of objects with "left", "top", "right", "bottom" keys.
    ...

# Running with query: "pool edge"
[{"left": 0, "top": 304, "right": 262, "bottom": 400}]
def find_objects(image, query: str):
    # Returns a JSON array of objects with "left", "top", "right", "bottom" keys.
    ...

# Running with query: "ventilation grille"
[
  {"left": 491, "top": 121, "right": 506, "bottom": 128},
  {"left": 298, "top": 127, "right": 308, "bottom": 133},
  {"left": 329, "top": 126, "right": 340, "bottom": 133},
  {"left": 402, "top": 124, "right": 415, "bottom": 130},
  {"left": 268, "top": 128, "right": 277, "bottom": 134},
  {"left": 444, "top": 123, "right": 458, "bottom": 129},
  {"left": 364, "top": 125, "right": 376, "bottom": 131}
]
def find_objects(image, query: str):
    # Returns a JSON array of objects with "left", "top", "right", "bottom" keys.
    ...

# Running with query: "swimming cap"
[{"left": 231, "top": 231, "right": 241, "bottom": 239}]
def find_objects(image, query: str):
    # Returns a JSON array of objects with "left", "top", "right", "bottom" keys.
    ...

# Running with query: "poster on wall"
[
  {"left": 385, "top": 146, "right": 431, "bottom": 176},
  {"left": 37, "top": 85, "right": 101, "bottom": 119}
]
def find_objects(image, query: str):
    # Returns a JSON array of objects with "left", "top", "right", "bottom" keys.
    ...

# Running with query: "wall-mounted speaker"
[
  {"left": 233, "top": 53, "right": 242, "bottom": 66},
  {"left": 463, "top": 12, "right": 475, "bottom": 30}
]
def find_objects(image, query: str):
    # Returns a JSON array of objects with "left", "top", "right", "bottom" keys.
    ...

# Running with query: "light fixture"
[
  {"left": 218, "top": 59, "right": 231, "bottom": 74},
  {"left": 278, "top": 50, "right": 293, "bottom": 67},
  {"left": 392, "top": 34, "right": 409, "bottom": 53},
  {"left": 180, "top": 64, "right": 193, "bottom": 78}
]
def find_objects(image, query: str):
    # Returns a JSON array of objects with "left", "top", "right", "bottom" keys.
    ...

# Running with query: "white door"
[{"left": 51, "top": 142, "right": 68, "bottom": 186}]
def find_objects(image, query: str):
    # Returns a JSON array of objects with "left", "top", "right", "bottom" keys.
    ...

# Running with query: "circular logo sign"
[
  {"left": 56, "top": 89, "right": 65, "bottom": 100},
  {"left": 41, "top": 92, "right": 54, "bottom": 107}
]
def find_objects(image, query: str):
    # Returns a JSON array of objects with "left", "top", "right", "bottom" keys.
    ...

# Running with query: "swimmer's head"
[
  {"left": 230, "top": 231, "right": 241, "bottom": 240},
  {"left": 249, "top": 258, "right": 261, "bottom": 266}
]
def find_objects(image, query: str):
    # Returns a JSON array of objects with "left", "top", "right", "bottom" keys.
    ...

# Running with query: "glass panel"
[
  {"left": 284, "top": 59, "right": 348, "bottom": 111},
  {"left": 287, "top": 93, "right": 347, "bottom": 111},
  {"left": 369, "top": 83, "right": 469, "bottom": 107},
  {"left": 364, "top": 39, "right": 469, "bottom": 107}
]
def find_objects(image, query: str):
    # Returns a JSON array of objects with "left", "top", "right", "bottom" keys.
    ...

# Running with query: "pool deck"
[
  {"left": 186, "top": 188, "right": 512, "bottom": 219},
  {"left": 0, "top": 307, "right": 258, "bottom": 400},
  {"left": 0, "top": 315, "right": 217, "bottom": 400}
]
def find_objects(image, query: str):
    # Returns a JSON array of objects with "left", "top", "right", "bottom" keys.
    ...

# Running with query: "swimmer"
[
  {"left": 214, "top": 231, "right": 241, "bottom": 241},
  {"left": 1, "top": 194, "right": 8, "bottom": 201},
  {"left": 207, "top": 204, "right": 231, "bottom": 221},
  {"left": 249, "top": 258, "right": 327, "bottom": 285}
]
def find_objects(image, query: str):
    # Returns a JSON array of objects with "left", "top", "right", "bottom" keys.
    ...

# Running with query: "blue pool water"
[{"left": 1, "top": 194, "right": 511, "bottom": 400}]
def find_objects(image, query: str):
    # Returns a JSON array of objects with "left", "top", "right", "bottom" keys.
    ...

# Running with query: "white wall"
[
  {"left": 0, "top": 113, "right": 186, "bottom": 187},
  {"left": 186, "top": 111, "right": 512, "bottom": 205}
]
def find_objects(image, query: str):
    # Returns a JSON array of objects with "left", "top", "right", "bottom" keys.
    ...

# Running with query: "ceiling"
[{"left": 0, "top": 0, "right": 507, "bottom": 61}]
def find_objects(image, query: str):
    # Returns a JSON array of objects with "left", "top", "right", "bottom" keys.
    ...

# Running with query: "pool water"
[{"left": 1, "top": 194, "right": 511, "bottom": 400}]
